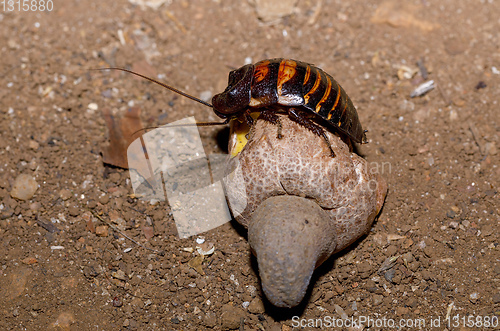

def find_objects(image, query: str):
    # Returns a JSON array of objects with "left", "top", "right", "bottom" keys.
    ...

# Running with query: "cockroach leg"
[
  {"left": 288, "top": 108, "right": 335, "bottom": 157},
  {"left": 259, "top": 109, "right": 283, "bottom": 139}
]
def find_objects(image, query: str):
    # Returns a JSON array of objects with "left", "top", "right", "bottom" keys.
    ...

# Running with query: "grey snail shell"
[{"left": 223, "top": 114, "right": 387, "bottom": 308}]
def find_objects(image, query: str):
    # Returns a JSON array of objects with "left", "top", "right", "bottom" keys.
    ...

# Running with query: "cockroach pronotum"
[{"left": 101, "top": 58, "right": 367, "bottom": 156}]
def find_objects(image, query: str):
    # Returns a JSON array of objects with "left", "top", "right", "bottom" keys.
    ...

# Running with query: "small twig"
[
  {"left": 164, "top": 10, "right": 187, "bottom": 34},
  {"left": 469, "top": 123, "right": 486, "bottom": 156},
  {"left": 308, "top": 0, "right": 323, "bottom": 25},
  {"left": 435, "top": 80, "right": 451, "bottom": 106},
  {"left": 35, "top": 215, "right": 61, "bottom": 233},
  {"left": 91, "top": 211, "right": 165, "bottom": 255},
  {"left": 416, "top": 58, "right": 428, "bottom": 80}
]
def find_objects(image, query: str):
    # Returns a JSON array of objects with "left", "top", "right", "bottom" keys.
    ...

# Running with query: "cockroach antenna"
[
  {"left": 92, "top": 67, "right": 231, "bottom": 132},
  {"left": 93, "top": 67, "right": 214, "bottom": 108}
]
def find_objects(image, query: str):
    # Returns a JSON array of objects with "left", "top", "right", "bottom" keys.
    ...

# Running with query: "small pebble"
[
  {"left": 406, "top": 297, "right": 417, "bottom": 307},
  {"left": 59, "top": 189, "right": 72, "bottom": 201},
  {"left": 83, "top": 265, "right": 99, "bottom": 278},
  {"left": 220, "top": 303, "right": 244, "bottom": 330},
  {"left": 357, "top": 261, "right": 373, "bottom": 279},
  {"left": 384, "top": 269, "right": 396, "bottom": 283},
  {"left": 469, "top": 292, "right": 479, "bottom": 304},
  {"left": 87, "top": 103, "right": 98, "bottom": 111},
  {"left": 112, "top": 297, "right": 123, "bottom": 307},
  {"left": 28, "top": 202, "right": 40, "bottom": 211},
  {"left": 8, "top": 39, "right": 19, "bottom": 49},
  {"left": 111, "top": 270, "right": 127, "bottom": 281},
  {"left": 68, "top": 205, "right": 80, "bottom": 217},
  {"left": 372, "top": 294, "right": 383, "bottom": 306},
  {"left": 254, "top": 0, "right": 298, "bottom": 22},
  {"left": 423, "top": 246, "right": 434, "bottom": 258},
  {"left": 29, "top": 140, "right": 40, "bottom": 150},
  {"left": 99, "top": 195, "right": 109, "bottom": 205},
  {"left": 10, "top": 174, "right": 38, "bottom": 200},
  {"left": 392, "top": 272, "right": 401, "bottom": 284},
  {"left": 247, "top": 285, "right": 257, "bottom": 297},
  {"left": 401, "top": 252, "right": 412, "bottom": 263},
  {"left": 248, "top": 297, "right": 265, "bottom": 314},
  {"left": 364, "top": 279, "right": 378, "bottom": 293},
  {"left": 386, "top": 245, "right": 398, "bottom": 256},
  {"left": 396, "top": 306, "right": 409, "bottom": 316},
  {"left": 96, "top": 225, "right": 109, "bottom": 237},
  {"left": 203, "top": 312, "right": 217, "bottom": 327}
]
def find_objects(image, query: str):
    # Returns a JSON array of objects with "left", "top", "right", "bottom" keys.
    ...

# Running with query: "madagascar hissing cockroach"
[{"left": 102, "top": 58, "right": 367, "bottom": 156}]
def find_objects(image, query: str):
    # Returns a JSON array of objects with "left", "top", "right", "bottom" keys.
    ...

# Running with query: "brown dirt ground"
[{"left": 0, "top": 0, "right": 499, "bottom": 330}]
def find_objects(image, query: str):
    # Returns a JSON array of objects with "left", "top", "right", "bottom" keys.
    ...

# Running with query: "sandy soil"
[{"left": 0, "top": 0, "right": 498, "bottom": 330}]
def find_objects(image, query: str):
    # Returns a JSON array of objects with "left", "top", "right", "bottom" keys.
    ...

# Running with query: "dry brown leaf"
[
  {"left": 188, "top": 255, "right": 205, "bottom": 275},
  {"left": 102, "top": 106, "right": 144, "bottom": 169},
  {"left": 21, "top": 257, "right": 38, "bottom": 265},
  {"left": 142, "top": 225, "right": 154, "bottom": 240}
]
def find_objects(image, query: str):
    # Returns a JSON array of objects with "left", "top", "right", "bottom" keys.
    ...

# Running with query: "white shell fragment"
[
  {"left": 127, "top": 0, "right": 169, "bottom": 10},
  {"left": 196, "top": 242, "right": 215, "bottom": 256},
  {"left": 397, "top": 65, "right": 418, "bottom": 80},
  {"left": 410, "top": 80, "right": 435, "bottom": 98}
]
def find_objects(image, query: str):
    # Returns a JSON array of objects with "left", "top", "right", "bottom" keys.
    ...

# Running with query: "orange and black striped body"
[{"left": 212, "top": 58, "right": 366, "bottom": 144}]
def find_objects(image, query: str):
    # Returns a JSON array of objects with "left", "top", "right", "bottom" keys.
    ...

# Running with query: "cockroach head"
[{"left": 212, "top": 64, "right": 254, "bottom": 118}]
